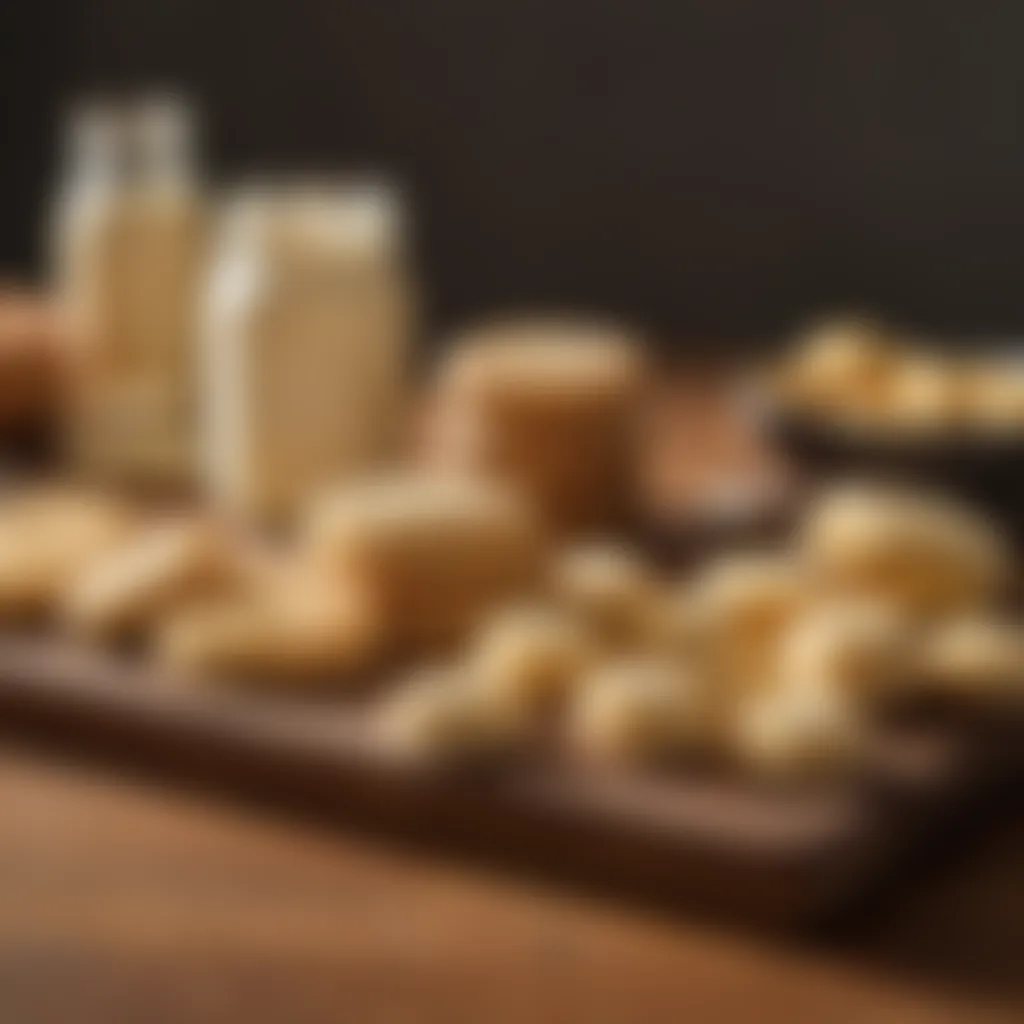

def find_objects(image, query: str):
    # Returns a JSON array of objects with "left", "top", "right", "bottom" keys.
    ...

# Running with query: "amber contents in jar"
[{"left": 427, "top": 316, "right": 647, "bottom": 536}]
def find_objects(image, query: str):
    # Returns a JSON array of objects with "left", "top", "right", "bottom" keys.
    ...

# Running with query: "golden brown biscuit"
[
  {"left": 802, "top": 483, "right": 1008, "bottom": 619},
  {"left": 776, "top": 312, "right": 1024, "bottom": 439},
  {"left": 913, "top": 617, "right": 1023, "bottom": 703},
  {"left": 884, "top": 355, "right": 961, "bottom": 435},
  {"left": 438, "top": 316, "right": 645, "bottom": 421},
  {"left": 731, "top": 680, "right": 865, "bottom": 782},
  {"left": 959, "top": 364, "right": 1024, "bottom": 434},
  {"left": 682, "top": 552, "right": 808, "bottom": 693},
  {"left": 0, "top": 487, "right": 136, "bottom": 622},
  {"left": 550, "top": 543, "right": 661, "bottom": 649},
  {"left": 568, "top": 656, "right": 710, "bottom": 765},
  {"left": 157, "top": 570, "right": 381, "bottom": 684},
  {"left": 776, "top": 599, "right": 911, "bottom": 707},
  {"left": 776, "top": 312, "right": 897, "bottom": 416},
  {"left": 63, "top": 517, "right": 243, "bottom": 641},
  {"left": 304, "top": 475, "right": 543, "bottom": 651},
  {"left": 376, "top": 665, "right": 528, "bottom": 765},
  {"left": 651, "top": 586, "right": 705, "bottom": 661},
  {"left": 429, "top": 316, "right": 646, "bottom": 534},
  {"left": 470, "top": 604, "right": 595, "bottom": 717}
]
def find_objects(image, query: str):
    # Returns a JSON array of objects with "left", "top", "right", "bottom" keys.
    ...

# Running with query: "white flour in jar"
[{"left": 201, "top": 180, "right": 415, "bottom": 519}]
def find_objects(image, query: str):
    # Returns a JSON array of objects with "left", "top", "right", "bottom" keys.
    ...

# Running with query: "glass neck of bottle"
[{"left": 65, "top": 102, "right": 195, "bottom": 191}]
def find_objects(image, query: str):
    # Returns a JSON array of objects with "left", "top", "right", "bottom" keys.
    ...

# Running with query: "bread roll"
[{"left": 304, "top": 475, "right": 542, "bottom": 651}]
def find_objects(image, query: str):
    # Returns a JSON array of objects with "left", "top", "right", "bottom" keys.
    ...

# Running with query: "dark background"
[{"left": 4, "top": 1, "right": 1024, "bottom": 342}]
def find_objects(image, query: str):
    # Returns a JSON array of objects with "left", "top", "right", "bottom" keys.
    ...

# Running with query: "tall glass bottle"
[{"left": 51, "top": 96, "right": 205, "bottom": 486}]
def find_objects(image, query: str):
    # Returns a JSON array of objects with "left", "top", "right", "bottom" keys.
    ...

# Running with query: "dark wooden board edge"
[{"left": 0, "top": 634, "right": 1015, "bottom": 931}]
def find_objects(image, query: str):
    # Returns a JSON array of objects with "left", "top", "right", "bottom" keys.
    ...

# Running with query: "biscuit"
[
  {"left": 157, "top": 570, "right": 381, "bottom": 684},
  {"left": 470, "top": 604, "right": 595, "bottom": 716},
  {"left": 568, "top": 656, "right": 710, "bottom": 764},
  {"left": 550, "top": 543, "right": 661, "bottom": 649},
  {"left": 914, "top": 617, "right": 1023, "bottom": 702},
  {"left": 63, "top": 517, "right": 242, "bottom": 641},
  {"left": 777, "top": 312, "right": 896, "bottom": 415},
  {"left": 305, "top": 475, "right": 543, "bottom": 651},
  {"left": 731, "top": 680, "right": 865, "bottom": 782},
  {"left": 802, "top": 483, "right": 1008, "bottom": 619},
  {"left": 376, "top": 665, "right": 528, "bottom": 764},
  {"left": 777, "top": 599, "right": 911, "bottom": 707},
  {"left": 429, "top": 316, "right": 646, "bottom": 533},
  {"left": 0, "top": 487, "right": 136, "bottom": 622},
  {"left": 682, "top": 552, "right": 808, "bottom": 693},
  {"left": 438, "top": 316, "right": 646, "bottom": 420}
]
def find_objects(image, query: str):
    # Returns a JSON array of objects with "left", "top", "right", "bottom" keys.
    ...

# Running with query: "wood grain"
[{"left": 0, "top": 745, "right": 1018, "bottom": 1024}]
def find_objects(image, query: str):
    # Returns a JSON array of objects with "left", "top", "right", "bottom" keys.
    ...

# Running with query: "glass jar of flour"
[
  {"left": 201, "top": 180, "right": 415, "bottom": 519},
  {"left": 51, "top": 96, "right": 206, "bottom": 486}
]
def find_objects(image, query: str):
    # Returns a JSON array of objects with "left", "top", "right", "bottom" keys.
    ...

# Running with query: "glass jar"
[
  {"left": 201, "top": 179, "right": 415, "bottom": 519},
  {"left": 50, "top": 96, "right": 206, "bottom": 486}
]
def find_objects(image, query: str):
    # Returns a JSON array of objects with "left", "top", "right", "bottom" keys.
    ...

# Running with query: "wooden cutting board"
[
  {"left": 0, "top": 631, "right": 1015, "bottom": 929},
  {"left": 0, "top": 373, "right": 1016, "bottom": 927}
]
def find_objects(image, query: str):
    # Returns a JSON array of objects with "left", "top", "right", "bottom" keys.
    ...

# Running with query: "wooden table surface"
[{"left": 0, "top": 742, "right": 1020, "bottom": 1024}]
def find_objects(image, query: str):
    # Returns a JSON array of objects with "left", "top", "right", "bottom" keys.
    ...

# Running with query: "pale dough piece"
[
  {"left": 651, "top": 586, "right": 705, "bottom": 661},
  {"left": 568, "top": 656, "right": 710, "bottom": 765},
  {"left": 550, "top": 543, "right": 661, "bottom": 649},
  {"left": 157, "top": 570, "right": 381, "bottom": 684},
  {"left": 959, "top": 365, "right": 1024, "bottom": 433},
  {"left": 731, "top": 680, "right": 865, "bottom": 782},
  {"left": 884, "top": 355, "right": 961, "bottom": 435},
  {"left": 687, "top": 552, "right": 807, "bottom": 642},
  {"left": 776, "top": 599, "right": 911, "bottom": 708},
  {"left": 801, "top": 483, "right": 1009, "bottom": 619},
  {"left": 682, "top": 552, "right": 808, "bottom": 694},
  {"left": 470, "top": 604, "right": 595, "bottom": 717},
  {"left": 914, "top": 617, "right": 1023, "bottom": 702},
  {"left": 376, "top": 665, "right": 528, "bottom": 764},
  {"left": 0, "top": 487, "right": 137, "bottom": 622},
  {"left": 776, "top": 313, "right": 896, "bottom": 416},
  {"left": 304, "top": 474, "right": 542, "bottom": 651},
  {"left": 63, "top": 517, "right": 243, "bottom": 641},
  {"left": 778, "top": 316, "right": 1024, "bottom": 438}
]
